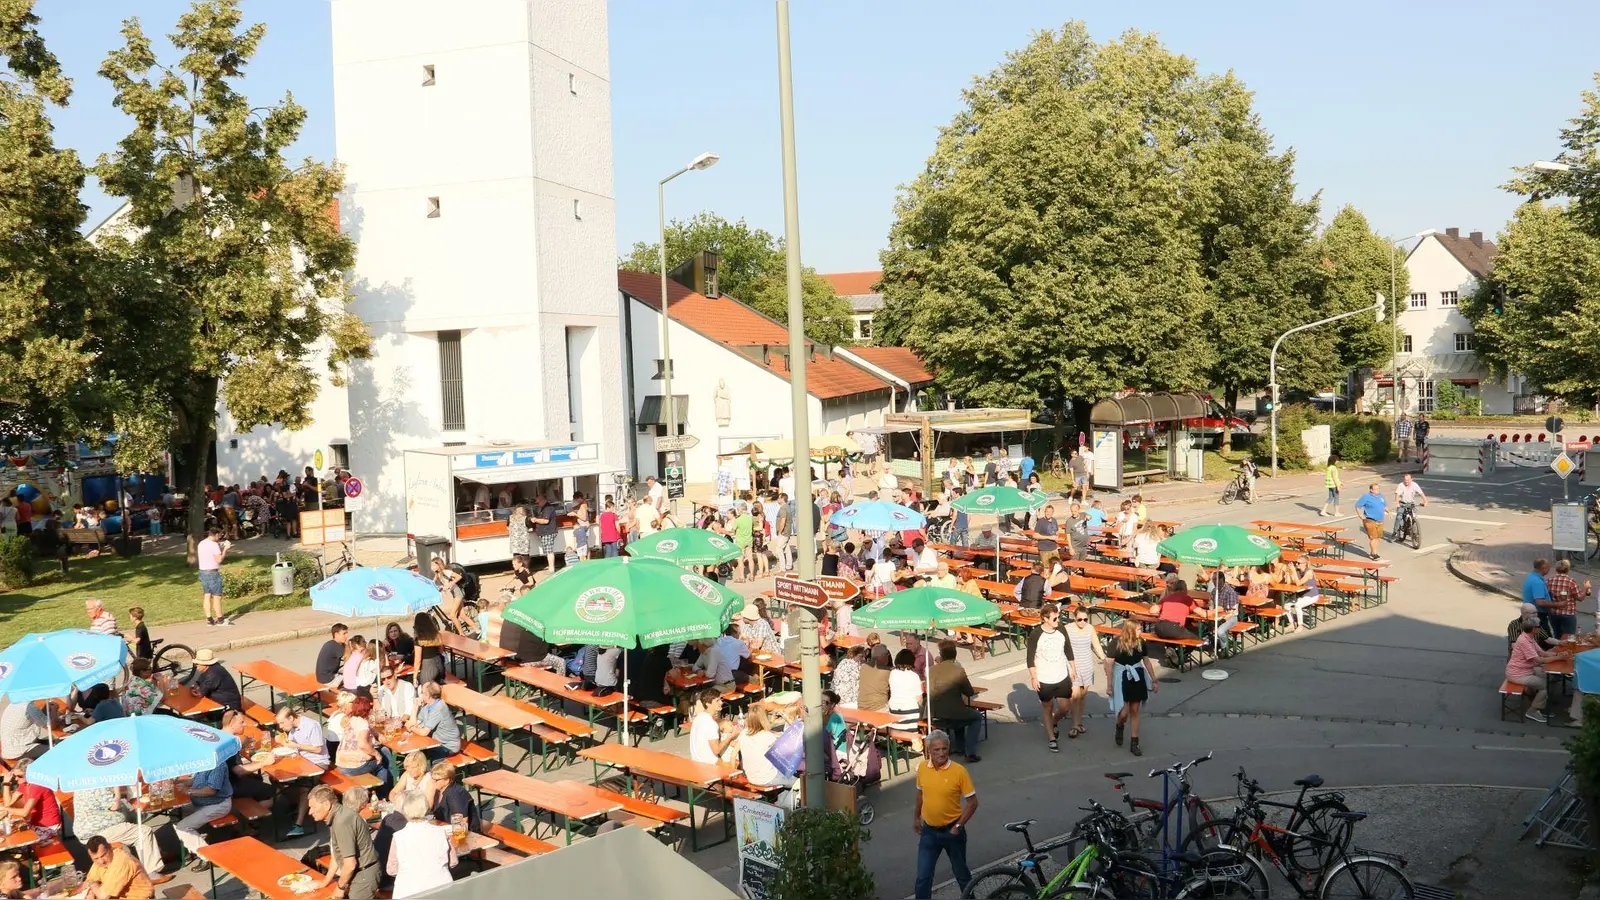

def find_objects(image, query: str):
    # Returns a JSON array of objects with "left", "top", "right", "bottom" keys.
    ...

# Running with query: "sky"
[{"left": 38, "top": 0, "right": 1600, "bottom": 271}]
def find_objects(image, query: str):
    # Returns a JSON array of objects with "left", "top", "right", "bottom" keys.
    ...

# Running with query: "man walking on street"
[
  {"left": 1396, "top": 416, "right": 1414, "bottom": 463},
  {"left": 1354, "top": 484, "right": 1387, "bottom": 560},
  {"left": 1319, "top": 454, "right": 1342, "bottom": 518},
  {"left": 1414, "top": 415, "right": 1430, "bottom": 460},
  {"left": 912, "top": 730, "right": 978, "bottom": 899},
  {"left": 1026, "top": 604, "right": 1074, "bottom": 752}
]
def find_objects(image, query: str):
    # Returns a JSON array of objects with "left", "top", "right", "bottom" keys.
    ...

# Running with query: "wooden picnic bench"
[
  {"left": 576, "top": 743, "right": 742, "bottom": 852},
  {"left": 63, "top": 527, "right": 106, "bottom": 552}
]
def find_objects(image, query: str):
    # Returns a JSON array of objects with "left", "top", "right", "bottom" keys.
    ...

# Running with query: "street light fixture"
[
  {"left": 1532, "top": 159, "right": 1573, "bottom": 173},
  {"left": 1386, "top": 230, "right": 1432, "bottom": 431},
  {"left": 656, "top": 152, "right": 720, "bottom": 499},
  {"left": 1270, "top": 295, "right": 1386, "bottom": 476}
]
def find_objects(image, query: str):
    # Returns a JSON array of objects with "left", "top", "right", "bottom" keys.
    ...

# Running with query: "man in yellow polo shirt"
[
  {"left": 1319, "top": 453, "right": 1342, "bottom": 518},
  {"left": 82, "top": 834, "right": 154, "bottom": 899},
  {"left": 913, "top": 730, "right": 979, "bottom": 898}
]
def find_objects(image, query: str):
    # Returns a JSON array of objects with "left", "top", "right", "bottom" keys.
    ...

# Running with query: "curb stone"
[
  {"left": 1447, "top": 543, "right": 1522, "bottom": 602},
  {"left": 193, "top": 615, "right": 408, "bottom": 653}
]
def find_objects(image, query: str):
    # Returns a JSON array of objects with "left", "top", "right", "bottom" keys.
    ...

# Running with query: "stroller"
[{"left": 827, "top": 721, "right": 884, "bottom": 827}]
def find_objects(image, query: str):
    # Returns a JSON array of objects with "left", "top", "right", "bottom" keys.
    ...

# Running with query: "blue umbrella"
[
  {"left": 1576, "top": 647, "right": 1600, "bottom": 693},
  {"left": 310, "top": 566, "right": 442, "bottom": 617},
  {"left": 28, "top": 716, "right": 240, "bottom": 791},
  {"left": 829, "top": 500, "right": 927, "bottom": 532},
  {"left": 0, "top": 630, "right": 128, "bottom": 702}
]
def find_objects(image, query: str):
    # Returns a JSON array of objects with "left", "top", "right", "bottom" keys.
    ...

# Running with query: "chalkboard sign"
[
  {"left": 735, "top": 798, "right": 785, "bottom": 900},
  {"left": 1551, "top": 501, "right": 1588, "bottom": 553}
]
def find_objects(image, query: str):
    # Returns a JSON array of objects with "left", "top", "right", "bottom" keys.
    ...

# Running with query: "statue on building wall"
[{"left": 714, "top": 379, "right": 732, "bottom": 426}]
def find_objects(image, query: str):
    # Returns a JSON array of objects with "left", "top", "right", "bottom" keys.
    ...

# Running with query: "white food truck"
[{"left": 403, "top": 441, "right": 610, "bottom": 566}]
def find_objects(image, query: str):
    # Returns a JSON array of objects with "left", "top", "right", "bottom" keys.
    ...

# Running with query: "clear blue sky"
[{"left": 41, "top": 0, "right": 1600, "bottom": 271}]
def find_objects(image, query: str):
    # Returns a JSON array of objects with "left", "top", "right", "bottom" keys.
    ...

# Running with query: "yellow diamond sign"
[{"left": 1551, "top": 452, "right": 1576, "bottom": 479}]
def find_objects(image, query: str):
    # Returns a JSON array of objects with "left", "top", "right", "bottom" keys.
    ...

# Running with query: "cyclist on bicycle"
[
  {"left": 1238, "top": 458, "right": 1258, "bottom": 502},
  {"left": 1392, "top": 473, "right": 1427, "bottom": 535}
]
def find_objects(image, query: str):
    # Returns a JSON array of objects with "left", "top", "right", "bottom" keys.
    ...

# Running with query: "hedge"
[{"left": 1269, "top": 405, "right": 1392, "bottom": 469}]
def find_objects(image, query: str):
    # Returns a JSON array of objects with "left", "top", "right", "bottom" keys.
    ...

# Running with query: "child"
[{"left": 127, "top": 606, "right": 153, "bottom": 660}]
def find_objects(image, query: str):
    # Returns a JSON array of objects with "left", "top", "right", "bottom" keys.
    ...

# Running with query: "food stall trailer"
[
  {"left": 1088, "top": 393, "right": 1207, "bottom": 491},
  {"left": 881, "top": 408, "right": 1051, "bottom": 491},
  {"left": 403, "top": 441, "right": 611, "bottom": 566}
]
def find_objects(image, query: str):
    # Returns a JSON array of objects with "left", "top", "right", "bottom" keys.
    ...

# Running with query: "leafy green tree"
[
  {"left": 0, "top": 0, "right": 117, "bottom": 448},
  {"left": 879, "top": 25, "right": 1263, "bottom": 410},
  {"left": 622, "top": 211, "right": 854, "bottom": 345},
  {"left": 1509, "top": 73, "right": 1600, "bottom": 239},
  {"left": 93, "top": 0, "right": 369, "bottom": 555},
  {"left": 1463, "top": 202, "right": 1600, "bottom": 403},
  {"left": 1289, "top": 206, "right": 1404, "bottom": 394}
]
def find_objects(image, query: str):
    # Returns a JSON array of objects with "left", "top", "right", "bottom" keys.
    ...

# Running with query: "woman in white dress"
[
  {"left": 386, "top": 790, "right": 457, "bottom": 898},
  {"left": 1063, "top": 605, "right": 1106, "bottom": 740}
]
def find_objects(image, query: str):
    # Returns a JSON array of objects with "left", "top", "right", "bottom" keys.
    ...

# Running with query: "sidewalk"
[
  {"left": 1134, "top": 460, "right": 1420, "bottom": 506},
  {"left": 1449, "top": 519, "right": 1597, "bottom": 605}
]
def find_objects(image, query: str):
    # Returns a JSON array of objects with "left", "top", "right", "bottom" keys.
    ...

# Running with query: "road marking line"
[
  {"left": 1416, "top": 514, "right": 1511, "bottom": 526},
  {"left": 1412, "top": 543, "right": 1451, "bottom": 555},
  {"left": 977, "top": 662, "right": 1029, "bottom": 680},
  {"left": 1474, "top": 746, "right": 1568, "bottom": 754}
]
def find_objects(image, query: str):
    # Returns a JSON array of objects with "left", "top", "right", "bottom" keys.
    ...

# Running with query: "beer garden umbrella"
[
  {"left": 1157, "top": 524, "right": 1282, "bottom": 659},
  {"left": 950, "top": 487, "right": 1049, "bottom": 575},
  {"left": 625, "top": 527, "right": 742, "bottom": 567},
  {"left": 502, "top": 556, "right": 747, "bottom": 744},
  {"left": 851, "top": 586, "right": 1002, "bottom": 727},
  {"left": 828, "top": 500, "right": 926, "bottom": 533},
  {"left": 309, "top": 567, "right": 442, "bottom": 617}
]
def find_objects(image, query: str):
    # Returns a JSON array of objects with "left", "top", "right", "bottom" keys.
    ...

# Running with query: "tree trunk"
[
  {"left": 1221, "top": 385, "right": 1238, "bottom": 452},
  {"left": 175, "top": 378, "right": 220, "bottom": 566}
]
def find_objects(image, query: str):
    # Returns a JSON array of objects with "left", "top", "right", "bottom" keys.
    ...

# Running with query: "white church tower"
[{"left": 331, "top": 0, "right": 626, "bottom": 537}]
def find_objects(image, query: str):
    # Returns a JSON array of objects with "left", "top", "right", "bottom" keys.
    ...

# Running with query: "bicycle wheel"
[
  {"left": 1220, "top": 482, "right": 1238, "bottom": 505},
  {"left": 1181, "top": 819, "right": 1250, "bottom": 854},
  {"left": 1190, "top": 847, "right": 1271, "bottom": 898},
  {"left": 1285, "top": 798, "right": 1351, "bottom": 874},
  {"left": 153, "top": 643, "right": 197, "bottom": 686},
  {"left": 962, "top": 868, "right": 1031, "bottom": 899},
  {"left": 1318, "top": 857, "right": 1414, "bottom": 899},
  {"left": 1407, "top": 516, "right": 1421, "bottom": 550}
]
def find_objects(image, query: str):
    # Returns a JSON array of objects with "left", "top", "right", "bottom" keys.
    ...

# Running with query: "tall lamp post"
[
  {"left": 1386, "top": 231, "right": 1430, "bottom": 433},
  {"left": 656, "top": 152, "right": 720, "bottom": 498},
  {"left": 1270, "top": 295, "right": 1386, "bottom": 476},
  {"left": 774, "top": 0, "right": 827, "bottom": 808}
]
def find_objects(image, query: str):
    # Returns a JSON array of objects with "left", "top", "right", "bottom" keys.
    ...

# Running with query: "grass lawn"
[{"left": 0, "top": 554, "right": 308, "bottom": 646}]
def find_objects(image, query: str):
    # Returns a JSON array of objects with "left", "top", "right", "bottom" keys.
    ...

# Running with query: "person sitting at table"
[
  {"left": 427, "top": 762, "right": 478, "bottom": 834},
  {"left": 927, "top": 561, "right": 958, "bottom": 591},
  {"left": 867, "top": 549, "right": 899, "bottom": 597},
  {"left": 276, "top": 704, "right": 330, "bottom": 838},
  {"left": 388, "top": 789, "right": 456, "bottom": 898},
  {"left": 219, "top": 710, "right": 274, "bottom": 813},
  {"left": 73, "top": 778, "right": 169, "bottom": 877},
  {"left": 371, "top": 789, "right": 411, "bottom": 895},
  {"left": 1507, "top": 616, "right": 1565, "bottom": 724},
  {"left": 343, "top": 635, "right": 378, "bottom": 692},
  {"left": 1146, "top": 579, "right": 1198, "bottom": 665},
  {"left": 308, "top": 785, "right": 381, "bottom": 900},
  {"left": 81, "top": 835, "right": 154, "bottom": 900},
  {"left": 1286, "top": 557, "right": 1321, "bottom": 633},
  {"left": 1508, "top": 602, "right": 1558, "bottom": 651},
  {"left": 733, "top": 707, "right": 794, "bottom": 806},
  {"left": 1131, "top": 522, "right": 1161, "bottom": 571},
  {"left": 0, "top": 861, "right": 22, "bottom": 899},
  {"left": 1114, "top": 500, "right": 1138, "bottom": 547},
  {"left": 1013, "top": 568, "right": 1048, "bottom": 611},
  {"left": 695, "top": 622, "right": 750, "bottom": 693},
  {"left": 85, "top": 598, "right": 119, "bottom": 636},
  {"left": 120, "top": 659, "right": 162, "bottom": 717},
  {"left": 173, "top": 748, "right": 232, "bottom": 870},
  {"left": 688, "top": 689, "right": 739, "bottom": 764},
  {"left": 189, "top": 648, "right": 241, "bottom": 711},
  {"left": 1244, "top": 563, "right": 1271, "bottom": 624},
  {"left": 1207, "top": 569, "right": 1241, "bottom": 656},
  {"left": 832, "top": 644, "right": 865, "bottom": 708},
  {"left": 394, "top": 751, "right": 436, "bottom": 799},
  {"left": 888, "top": 649, "right": 924, "bottom": 726},
  {"left": 382, "top": 622, "right": 415, "bottom": 670},
  {"left": 376, "top": 666, "right": 417, "bottom": 725},
  {"left": 316, "top": 623, "right": 352, "bottom": 689},
  {"left": 0, "top": 697, "right": 56, "bottom": 761},
  {"left": 411, "top": 681, "right": 461, "bottom": 762},
  {"left": 858, "top": 645, "right": 893, "bottom": 713},
  {"left": 412, "top": 613, "right": 447, "bottom": 687},
  {"left": 911, "top": 538, "right": 939, "bottom": 576},
  {"left": 78, "top": 682, "right": 126, "bottom": 722},
  {"left": 3, "top": 759, "right": 61, "bottom": 842},
  {"left": 738, "top": 604, "right": 780, "bottom": 656},
  {"left": 337, "top": 695, "right": 391, "bottom": 793}
]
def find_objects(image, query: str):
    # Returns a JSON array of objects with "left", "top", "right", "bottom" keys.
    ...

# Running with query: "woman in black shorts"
[{"left": 1105, "top": 619, "right": 1158, "bottom": 756}]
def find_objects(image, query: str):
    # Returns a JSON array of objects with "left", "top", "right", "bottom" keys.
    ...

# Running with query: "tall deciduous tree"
[
  {"left": 879, "top": 25, "right": 1253, "bottom": 411},
  {"left": 0, "top": 0, "right": 114, "bottom": 447},
  {"left": 1293, "top": 206, "right": 1404, "bottom": 394},
  {"left": 94, "top": 0, "right": 369, "bottom": 555},
  {"left": 1463, "top": 203, "right": 1600, "bottom": 403},
  {"left": 622, "top": 211, "right": 854, "bottom": 346},
  {"left": 1510, "top": 73, "right": 1600, "bottom": 240}
]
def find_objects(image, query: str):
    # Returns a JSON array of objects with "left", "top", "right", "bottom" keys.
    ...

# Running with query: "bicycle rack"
[{"left": 1521, "top": 768, "right": 1594, "bottom": 850}]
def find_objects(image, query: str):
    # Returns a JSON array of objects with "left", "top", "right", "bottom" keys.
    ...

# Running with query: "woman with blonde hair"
[
  {"left": 733, "top": 706, "right": 785, "bottom": 790},
  {"left": 1104, "top": 619, "right": 1158, "bottom": 757},
  {"left": 394, "top": 750, "right": 436, "bottom": 798}
]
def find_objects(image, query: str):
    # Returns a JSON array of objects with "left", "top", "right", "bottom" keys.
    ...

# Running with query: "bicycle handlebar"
[{"left": 1147, "top": 750, "right": 1213, "bottom": 779}]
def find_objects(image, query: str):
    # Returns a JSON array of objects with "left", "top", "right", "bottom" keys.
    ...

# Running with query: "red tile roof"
[
  {"left": 819, "top": 271, "right": 882, "bottom": 296},
  {"left": 847, "top": 346, "right": 935, "bottom": 385},
  {"left": 618, "top": 270, "right": 890, "bottom": 400}
]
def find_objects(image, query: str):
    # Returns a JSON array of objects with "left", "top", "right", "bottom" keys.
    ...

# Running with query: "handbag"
[{"left": 765, "top": 720, "right": 806, "bottom": 779}]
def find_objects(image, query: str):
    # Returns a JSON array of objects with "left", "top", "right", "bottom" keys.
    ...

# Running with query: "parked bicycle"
[
  {"left": 1585, "top": 490, "right": 1600, "bottom": 560},
  {"left": 149, "top": 638, "right": 198, "bottom": 686},
  {"left": 962, "top": 801, "right": 1129, "bottom": 898},
  {"left": 1186, "top": 772, "right": 1411, "bottom": 898},
  {"left": 1391, "top": 502, "right": 1421, "bottom": 550},
  {"left": 1107, "top": 752, "right": 1222, "bottom": 852},
  {"left": 1184, "top": 768, "right": 1352, "bottom": 876}
]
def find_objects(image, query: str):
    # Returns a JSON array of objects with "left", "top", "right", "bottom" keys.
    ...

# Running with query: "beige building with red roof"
[{"left": 819, "top": 270, "right": 884, "bottom": 343}]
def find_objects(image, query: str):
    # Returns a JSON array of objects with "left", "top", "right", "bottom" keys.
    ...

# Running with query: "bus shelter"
[{"left": 1088, "top": 393, "right": 1206, "bottom": 490}]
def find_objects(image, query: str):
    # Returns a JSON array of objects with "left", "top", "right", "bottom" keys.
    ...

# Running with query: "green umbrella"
[
  {"left": 851, "top": 586, "right": 1002, "bottom": 726},
  {"left": 503, "top": 556, "right": 747, "bottom": 745},
  {"left": 949, "top": 486, "right": 1049, "bottom": 575},
  {"left": 1156, "top": 524, "right": 1282, "bottom": 567},
  {"left": 626, "top": 527, "right": 742, "bottom": 567}
]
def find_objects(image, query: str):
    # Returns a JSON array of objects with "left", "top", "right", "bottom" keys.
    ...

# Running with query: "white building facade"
[
  {"left": 332, "top": 0, "right": 626, "bottom": 535},
  {"left": 1370, "top": 227, "right": 1524, "bottom": 416}
]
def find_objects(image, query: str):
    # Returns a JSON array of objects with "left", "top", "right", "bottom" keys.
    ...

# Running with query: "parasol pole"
[
  {"left": 924, "top": 621, "right": 934, "bottom": 735},
  {"left": 621, "top": 643, "right": 631, "bottom": 748}
]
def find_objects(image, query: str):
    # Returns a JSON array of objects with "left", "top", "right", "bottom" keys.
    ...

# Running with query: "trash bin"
[
  {"left": 414, "top": 535, "right": 452, "bottom": 576},
  {"left": 271, "top": 556, "right": 296, "bottom": 596}
]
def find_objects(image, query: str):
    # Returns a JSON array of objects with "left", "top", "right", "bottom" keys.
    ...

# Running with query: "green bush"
[
  {"left": 0, "top": 536, "right": 33, "bottom": 588},
  {"left": 1329, "top": 416, "right": 1392, "bottom": 464},
  {"left": 1269, "top": 405, "right": 1392, "bottom": 469},
  {"left": 769, "top": 807, "right": 874, "bottom": 900},
  {"left": 221, "top": 566, "right": 271, "bottom": 599},
  {"left": 1433, "top": 381, "right": 1480, "bottom": 418},
  {"left": 279, "top": 551, "right": 322, "bottom": 590}
]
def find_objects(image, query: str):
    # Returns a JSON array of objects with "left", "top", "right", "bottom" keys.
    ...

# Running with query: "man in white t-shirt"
[
  {"left": 1392, "top": 473, "right": 1427, "bottom": 533},
  {"left": 911, "top": 539, "right": 939, "bottom": 575},
  {"left": 778, "top": 470, "right": 796, "bottom": 501},
  {"left": 1025, "top": 604, "right": 1074, "bottom": 752},
  {"left": 635, "top": 501, "right": 661, "bottom": 537},
  {"left": 593, "top": 646, "right": 622, "bottom": 695},
  {"left": 645, "top": 475, "right": 667, "bottom": 512},
  {"left": 878, "top": 469, "right": 898, "bottom": 494}
]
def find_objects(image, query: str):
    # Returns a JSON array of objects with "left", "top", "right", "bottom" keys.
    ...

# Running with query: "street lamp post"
[
  {"left": 1386, "top": 231, "right": 1429, "bottom": 433},
  {"left": 1270, "top": 295, "right": 1386, "bottom": 477},
  {"left": 775, "top": 0, "right": 827, "bottom": 808},
  {"left": 656, "top": 152, "right": 720, "bottom": 503}
]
